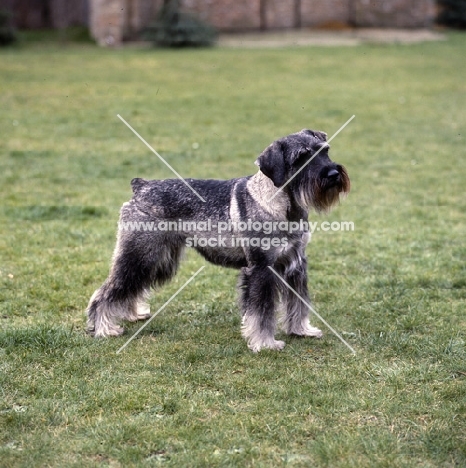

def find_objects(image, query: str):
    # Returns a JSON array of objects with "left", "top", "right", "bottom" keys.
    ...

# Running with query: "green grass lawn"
[{"left": 0, "top": 33, "right": 465, "bottom": 467}]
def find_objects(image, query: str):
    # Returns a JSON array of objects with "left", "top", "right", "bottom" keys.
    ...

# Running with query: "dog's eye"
[{"left": 294, "top": 148, "right": 311, "bottom": 164}]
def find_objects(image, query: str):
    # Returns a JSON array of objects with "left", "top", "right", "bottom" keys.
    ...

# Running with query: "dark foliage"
[
  {"left": 438, "top": 0, "right": 466, "bottom": 28},
  {"left": 144, "top": 0, "right": 217, "bottom": 48},
  {"left": 0, "top": 9, "right": 17, "bottom": 46}
]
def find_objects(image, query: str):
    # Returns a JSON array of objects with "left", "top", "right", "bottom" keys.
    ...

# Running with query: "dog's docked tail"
[{"left": 131, "top": 177, "right": 148, "bottom": 194}]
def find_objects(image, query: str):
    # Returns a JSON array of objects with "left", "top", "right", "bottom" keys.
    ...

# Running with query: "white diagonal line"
[
  {"left": 117, "top": 114, "right": 206, "bottom": 202},
  {"left": 116, "top": 266, "right": 205, "bottom": 354},
  {"left": 267, "top": 115, "right": 355, "bottom": 203},
  {"left": 268, "top": 266, "right": 356, "bottom": 355}
]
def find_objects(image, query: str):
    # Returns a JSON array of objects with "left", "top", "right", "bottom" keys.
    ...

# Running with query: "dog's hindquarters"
[{"left": 86, "top": 202, "right": 185, "bottom": 337}]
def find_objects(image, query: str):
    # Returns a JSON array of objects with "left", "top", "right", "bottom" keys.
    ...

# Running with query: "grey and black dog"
[{"left": 86, "top": 129, "right": 350, "bottom": 352}]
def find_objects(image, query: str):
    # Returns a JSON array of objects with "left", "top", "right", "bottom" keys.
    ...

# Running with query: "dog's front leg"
[
  {"left": 238, "top": 265, "right": 285, "bottom": 352},
  {"left": 280, "top": 255, "right": 323, "bottom": 338}
]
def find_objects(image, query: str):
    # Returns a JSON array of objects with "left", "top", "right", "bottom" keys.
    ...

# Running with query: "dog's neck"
[{"left": 246, "top": 170, "right": 290, "bottom": 218}]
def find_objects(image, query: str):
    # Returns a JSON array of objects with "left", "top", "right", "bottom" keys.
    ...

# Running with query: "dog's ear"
[{"left": 255, "top": 140, "right": 286, "bottom": 188}]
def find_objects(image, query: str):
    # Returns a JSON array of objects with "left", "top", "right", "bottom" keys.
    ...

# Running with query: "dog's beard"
[{"left": 296, "top": 165, "right": 350, "bottom": 213}]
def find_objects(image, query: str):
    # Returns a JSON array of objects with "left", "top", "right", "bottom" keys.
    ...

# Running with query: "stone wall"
[
  {"left": 181, "top": 0, "right": 351, "bottom": 31},
  {"left": 90, "top": 0, "right": 164, "bottom": 45},
  {"left": 263, "top": 0, "right": 297, "bottom": 30},
  {"left": 0, "top": 0, "right": 88, "bottom": 29},
  {"left": 182, "top": 0, "right": 261, "bottom": 31},
  {"left": 0, "top": 0, "right": 438, "bottom": 36},
  {"left": 352, "top": 0, "right": 436, "bottom": 28},
  {"left": 86, "top": 0, "right": 437, "bottom": 46},
  {"left": 90, "top": 0, "right": 124, "bottom": 45},
  {"left": 301, "top": 0, "right": 350, "bottom": 27}
]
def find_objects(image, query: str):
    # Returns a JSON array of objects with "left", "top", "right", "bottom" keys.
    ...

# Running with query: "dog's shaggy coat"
[{"left": 87, "top": 129, "right": 350, "bottom": 351}]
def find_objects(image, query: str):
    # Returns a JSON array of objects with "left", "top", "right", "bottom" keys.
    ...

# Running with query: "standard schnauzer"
[{"left": 86, "top": 129, "right": 350, "bottom": 352}]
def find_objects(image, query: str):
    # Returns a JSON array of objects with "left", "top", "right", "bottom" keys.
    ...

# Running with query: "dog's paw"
[
  {"left": 106, "top": 326, "right": 125, "bottom": 337},
  {"left": 137, "top": 312, "right": 151, "bottom": 321},
  {"left": 136, "top": 303, "right": 151, "bottom": 321},
  {"left": 297, "top": 325, "right": 323, "bottom": 338},
  {"left": 127, "top": 303, "right": 151, "bottom": 322},
  {"left": 92, "top": 324, "right": 124, "bottom": 337},
  {"left": 288, "top": 319, "right": 323, "bottom": 338},
  {"left": 268, "top": 339, "right": 286, "bottom": 351},
  {"left": 249, "top": 339, "right": 286, "bottom": 353}
]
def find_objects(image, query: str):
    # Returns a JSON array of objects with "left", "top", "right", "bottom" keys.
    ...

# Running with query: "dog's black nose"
[{"left": 327, "top": 168, "right": 340, "bottom": 179}]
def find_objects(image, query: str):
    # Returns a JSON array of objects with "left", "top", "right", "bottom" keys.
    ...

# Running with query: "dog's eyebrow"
[{"left": 315, "top": 142, "right": 330, "bottom": 150}]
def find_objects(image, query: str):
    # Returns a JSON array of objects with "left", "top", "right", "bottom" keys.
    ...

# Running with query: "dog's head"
[{"left": 255, "top": 129, "right": 350, "bottom": 212}]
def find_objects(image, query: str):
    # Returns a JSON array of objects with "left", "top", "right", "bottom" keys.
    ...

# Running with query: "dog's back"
[{"left": 130, "top": 176, "right": 244, "bottom": 220}]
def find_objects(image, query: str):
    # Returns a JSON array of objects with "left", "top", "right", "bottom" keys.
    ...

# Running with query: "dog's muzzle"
[{"left": 326, "top": 168, "right": 340, "bottom": 181}]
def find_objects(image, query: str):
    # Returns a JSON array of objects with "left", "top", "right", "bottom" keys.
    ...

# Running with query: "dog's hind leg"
[
  {"left": 87, "top": 237, "right": 154, "bottom": 337},
  {"left": 238, "top": 265, "right": 285, "bottom": 352},
  {"left": 87, "top": 230, "right": 185, "bottom": 338}
]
